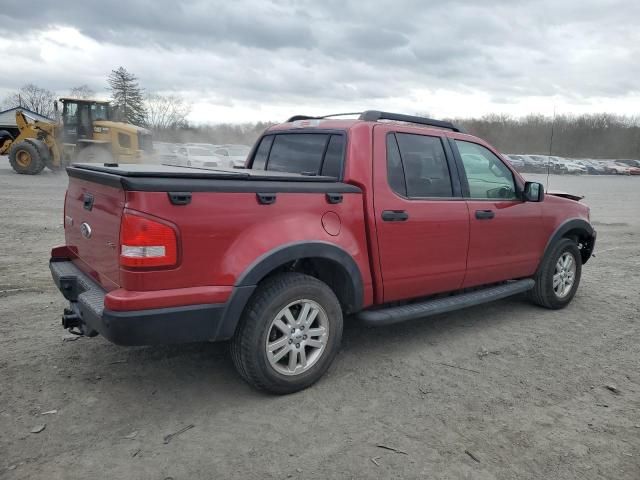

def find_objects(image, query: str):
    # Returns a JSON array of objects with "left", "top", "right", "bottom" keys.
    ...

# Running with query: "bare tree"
[
  {"left": 68, "top": 84, "right": 96, "bottom": 99},
  {"left": 2, "top": 84, "right": 56, "bottom": 118},
  {"left": 145, "top": 94, "right": 191, "bottom": 131}
]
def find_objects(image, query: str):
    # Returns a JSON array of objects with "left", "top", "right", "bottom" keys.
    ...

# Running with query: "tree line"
[{"left": 456, "top": 113, "right": 640, "bottom": 159}]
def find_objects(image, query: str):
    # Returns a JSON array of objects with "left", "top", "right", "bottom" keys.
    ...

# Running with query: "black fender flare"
[
  {"left": 540, "top": 218, "right": 596, "bottom": 269},
  {"left": 215, "top": 241, "right": 364, "bottom": 340}
]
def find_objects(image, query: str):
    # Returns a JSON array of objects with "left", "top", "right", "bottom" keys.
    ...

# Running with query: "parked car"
[
  {"left": 213, "top": 144, "right": 251, "bottom": 168},
  {"left": 504, "top": 154, "right": 525, "bottom": 169},
  {"left": 615, "top": 159, "right": 640, "bottom": 168},
  {"left": 576, "top": 159, "right": 606, "bottom": 175},
  {"left": 614, "top": 161, "right": 640, "bottom": 175},
  {"left": 561, "top": 160, "right": 588, "bottom": 175},
  {"left": 153, "top": 142, "right": 180, "bottom": 165},
  {"left": 50, "top": 110, "right": 596, "bottom": 394},
  {"left": 605, "top": 162, "right": 632, "bottom": 175},
  {"left": 175, "top": 145, "right": 233, "bottom": 168},
  {"left": 525, "top": 155, "right": 555, "bottom": 172}
]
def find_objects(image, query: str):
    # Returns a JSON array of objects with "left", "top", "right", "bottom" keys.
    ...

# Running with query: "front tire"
[
  {"left": 8, "top": 141, "right": 45, "bottom": 175},
  {"left": 231, "top": 273, "right": 343, "bottom": 394},
  {"left": 528, "top": 238, "right": 582, "bottom": 309}
]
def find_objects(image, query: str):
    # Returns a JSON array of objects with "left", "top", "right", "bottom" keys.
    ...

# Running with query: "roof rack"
[
  {"left": 359, "top": 110, "right": 464, "bottom": 133},
  {"left": 285, "top": 111, "right": 464, "bottom": 133},
  {"left": 286, "top": 112, "right": 362, "bottom": 122}
]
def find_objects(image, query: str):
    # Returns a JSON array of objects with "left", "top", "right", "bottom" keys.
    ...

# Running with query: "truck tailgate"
[{"left": 65, "top": 176, "right": 124, "bottom": 290}]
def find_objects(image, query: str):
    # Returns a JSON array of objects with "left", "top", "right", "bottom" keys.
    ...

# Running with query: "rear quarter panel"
[{"left": 122, "top": 190, "right": 373, "bottom": 305}]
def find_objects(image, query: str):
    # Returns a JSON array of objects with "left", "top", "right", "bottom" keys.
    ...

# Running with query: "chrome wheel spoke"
[
  {"left": 303, "top": 308, "right": 319, "bottom": 327},
  {"left": 288, "top": 349, "right": 299, "bottom": 371},
  {"left": 306, "top": 338, "right": 325, "bottom": 349},
  {"left": 267, "top": 336, "right": 290, "bottom": 352},
  {"left": 273, "top": 318, "right": 290, "bottom": 335},
  {"left": 306, "top": 327, "right": 326, "bottom": 338},
  {"left": 271, "top": 345, "right": 291, "bottom": 363},
  {"left": 553, "top": 274, "right": 562, "bottom": 288},
  {"left": 299, "top": 347, "right": 308, "bottom": 368},
  {"left": 297, "top": 302, "right": 311, "bottom": 326},
  {"left": 283, "top": 309, "right": 297, "bottom": 328}
]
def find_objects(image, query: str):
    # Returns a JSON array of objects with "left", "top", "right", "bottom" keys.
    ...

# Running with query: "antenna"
[{"left": 546, "top": 105, "right": 556, "bottom": 192}]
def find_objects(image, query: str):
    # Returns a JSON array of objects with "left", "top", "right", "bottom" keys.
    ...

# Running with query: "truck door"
[
  {"left": 372, "top": 125, "right": 470, "bottom": 303},
  {"left": 451, "top": 139, "right": 544, "bottom": 287},
  {"left": 62, "top": 101, "right": 79, "bottom": 143}
]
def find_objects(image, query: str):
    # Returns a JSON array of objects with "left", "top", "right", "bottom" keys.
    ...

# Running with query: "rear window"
[{"left": 251, "top": 133, "right": 345, "bottom": 177}]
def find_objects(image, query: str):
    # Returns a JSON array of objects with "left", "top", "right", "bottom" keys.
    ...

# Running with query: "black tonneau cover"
[{"left": 67, "top": 163, "right": 361, "bottom": 193}]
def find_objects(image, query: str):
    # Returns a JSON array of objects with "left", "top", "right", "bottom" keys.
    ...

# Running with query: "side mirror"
[{"left": 523, "top": 181, "right": 544, "bottom": 202}]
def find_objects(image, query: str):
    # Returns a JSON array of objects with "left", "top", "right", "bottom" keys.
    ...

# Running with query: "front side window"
[
  {"left": 386, "top": 133, "right": 453, "bottom": 198},
  {"left": 456, "top": 140, "right": 517, "bottom": 199}
]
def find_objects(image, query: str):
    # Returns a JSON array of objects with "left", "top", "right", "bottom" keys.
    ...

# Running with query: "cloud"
[{"left": 0, "top": 0, "right": 638, "bottom": 123}]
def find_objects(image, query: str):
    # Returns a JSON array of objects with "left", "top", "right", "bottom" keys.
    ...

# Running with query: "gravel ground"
[{"left": 0, "top": 161, "right": 638, "bottom": 479}]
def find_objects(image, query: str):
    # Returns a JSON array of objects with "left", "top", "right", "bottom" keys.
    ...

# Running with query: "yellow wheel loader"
[{"left": 0, "top": 98, "right": 153, "bottom": 175}]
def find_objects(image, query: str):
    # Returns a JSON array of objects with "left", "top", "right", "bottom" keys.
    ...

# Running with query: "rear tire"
[
  {"left": 8, "top": 141, "right": 45, "bottom": 175},
  {"left": 230, "top": 273, "right": 343, "bottom": 394},
  {"left": 528, "top": 238, "right": 582, "bottom": 309}
]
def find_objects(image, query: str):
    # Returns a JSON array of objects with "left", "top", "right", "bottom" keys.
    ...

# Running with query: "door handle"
[
  {"left": 475, "top": 209, "right": 495, "bottom": 220},
  {"left": 382, "top": 210, "right": 409, "bottom": 222}
]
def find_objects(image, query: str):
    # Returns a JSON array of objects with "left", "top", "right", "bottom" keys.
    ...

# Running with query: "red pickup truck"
[{"left": 50, "top": 111, "right": 596, "bottom": 393}]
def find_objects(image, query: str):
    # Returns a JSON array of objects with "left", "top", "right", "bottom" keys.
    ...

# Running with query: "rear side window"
[
  {"left": 251, "top": 133, "right": 345, "bottom": 178},
  {"left": 387, "top": 133, "right": 453, "bottom": 198}
]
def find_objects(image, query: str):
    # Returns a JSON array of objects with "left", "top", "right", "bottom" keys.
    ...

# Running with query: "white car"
[
  {"left": 175, "top": 145, "right": 233, "bottom": 169},
  {"left": 562, "top": 161, "right": 588, "bottom": 174},
  {"left": 605, "top": 162, "right": 632, "bottom": 175},
  {"left": 213, "top": 145, "right": 251, "bottom": 168}
]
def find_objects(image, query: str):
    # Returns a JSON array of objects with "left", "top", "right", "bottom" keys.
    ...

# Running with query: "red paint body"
[{"left": 60, "top": 119, "right": 591, "bottom": 313}]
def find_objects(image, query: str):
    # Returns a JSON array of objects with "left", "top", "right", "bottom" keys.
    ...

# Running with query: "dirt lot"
[{"left": 1, "top": 161, "right": 638, "bottom": 480}]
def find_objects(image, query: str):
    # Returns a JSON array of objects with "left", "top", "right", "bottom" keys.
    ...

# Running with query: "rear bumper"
[{"left": 50, "top": 259, "right": 232, "bottom": 346}]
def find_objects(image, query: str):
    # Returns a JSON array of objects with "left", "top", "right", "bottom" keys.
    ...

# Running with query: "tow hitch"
[{"left": 61, "top": 307, "right": 96, "bottom": 336}]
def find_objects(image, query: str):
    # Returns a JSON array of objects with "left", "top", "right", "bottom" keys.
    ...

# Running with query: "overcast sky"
[{"left": 0, "top": 0, "right": 638, "bottom": 123}]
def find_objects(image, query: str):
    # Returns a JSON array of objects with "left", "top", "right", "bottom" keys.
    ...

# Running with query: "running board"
[{"left": 356, "top": 279, "right": 535, "bottom": 326}]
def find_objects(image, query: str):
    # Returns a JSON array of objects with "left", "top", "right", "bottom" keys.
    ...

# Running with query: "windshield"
[{"left": 91, "top": 103, "right": 109, "bottom": 121}]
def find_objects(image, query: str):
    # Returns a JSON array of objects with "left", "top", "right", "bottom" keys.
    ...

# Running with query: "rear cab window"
[{"left": 249, "top": 132, "right": 346, "bottom": 178}]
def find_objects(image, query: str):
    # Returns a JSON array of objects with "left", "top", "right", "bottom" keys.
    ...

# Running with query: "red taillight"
[{"left": 119, "top": 213, "right": 177, "bottom": 268}]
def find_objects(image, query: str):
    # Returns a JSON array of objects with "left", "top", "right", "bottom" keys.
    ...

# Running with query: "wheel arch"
[
  {"left": 216, "top": 242, "right": 364, "bottom": 340},
  {"left": 541, "top": 218, "right": 596, "bottom": 267}
]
